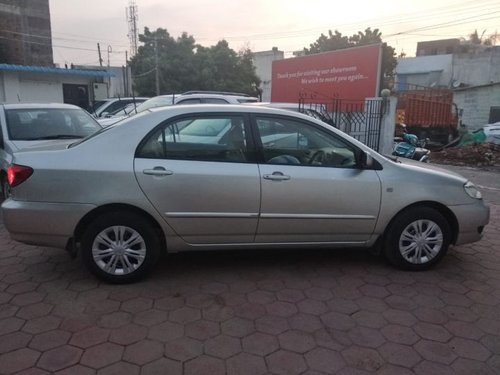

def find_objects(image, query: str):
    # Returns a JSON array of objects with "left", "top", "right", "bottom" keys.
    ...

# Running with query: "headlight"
[{"left": 464, "top": 181, "right": 482, "bottom": 199}]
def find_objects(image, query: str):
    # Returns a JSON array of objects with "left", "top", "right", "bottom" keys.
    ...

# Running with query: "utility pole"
[
  {"left": 97, "top": 43, "right": 103, "bottom": 67},
  {"left": 154, "top": 39, "right": 160, "bottom": 95}
]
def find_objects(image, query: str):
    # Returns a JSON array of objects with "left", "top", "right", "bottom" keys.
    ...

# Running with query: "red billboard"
[{"left": 271, "top": 44, "right": 382, "bottom": 102}]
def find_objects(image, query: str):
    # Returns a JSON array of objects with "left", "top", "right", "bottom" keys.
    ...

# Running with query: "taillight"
[{"left": 7, "top": 164, "right": 33, "bottom": 187}]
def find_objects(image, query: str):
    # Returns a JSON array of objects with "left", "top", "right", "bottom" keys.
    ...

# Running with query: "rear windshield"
[{"left": 5, "top": 108, "right": 102, "bottom": 141}]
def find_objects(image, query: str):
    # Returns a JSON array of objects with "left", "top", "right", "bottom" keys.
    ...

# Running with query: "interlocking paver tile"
[
  {"left": 351, "top": 311, "right": 387, "bottom": 329},
  {"left": 54, "top": 364, "right": 96, "bottom": 375},
  {"left": 321, "top": 311, "right": 356, "bottom": 331},
  {"left": 481, "top": 334, "right": 500, "bottom": 355},
  {"left": 242, "top": 332, "right": 279, "bottom": 356},
  {"left": 148, "top": 321, "right": 184, "bottom": 342},
  {"left": 29, "top": 330, "right": 71, "bottom": 351},
  {"left": 0, "top": 331, "right": 31, "bottom": 353},
  {"left": 226, "top": 353, "right": 267, "bottom": 375},
  {"left": 186, "top": 319, "right": 220, "bottom": 340},
  {"left": 0, "top": 316, "right": 25, "bottom": 336},
  {"left": 16, "top": 303, "right": 53, "bottom": 320},
  {"left": 378, "top": 342, "right": 421, "bottom": 368},
  {"left": 79, "top": 342, "right": 123, "bottom": 369},
  {"left": 69, "top": 327, "right": 110, "bottom": 348},
  {"left": 122, "top": 339, "right": 164, "bottom": 365},
  {"left": 221, "top": 317, "right": 254, "bottom": 338},
  {"left": 0, "top": 347, "right": 40, "bottom": 374},
  {"left": 266, "top": 349, "right": 308, "bottom": 375},
  {"left": 413, "top": 360, "right": 457, "bottom": 375},
  {"left": 22, "top": 315, "right": 61, "bottom": 335},
  {"left": 279, "top": 330, "right": 315, "bottom": 353},
  {"left": 276, "top": 289, "right": 305, "bottom": 303},
  {"left": 184, "top": 355, "right": 225, "bottom": 375},
  {"left": 451, "top": 358, "right": 497, "bottom": 375},
  {"left": 348, "top": 326, "right": 385, "bottom": 348},
  {"left": 141, "top": 358, "right": 182, "bottom": 375},
  {"left": 255, "top": 315, "right": 289, "bottom": 335},
  {"left": 133, "top": 309, "right": 168, "bottom": 327},
  {"left": 121, "top": 297, "right": 153, "bottom": 313},
  {"left": 98, "top": 311, "right": 131, "bottom": 329},
  {"left": 342, "top": 346, "right": 384, "bottom": 371},
  {"left": 450, "top": 337, "right": 491, "bottom": 361},
  {"left": 445, "top": 320, "right": 484, "bottom": 340},
  {"left": 204, "top": 334, "right": 242, "bottom": 358},
  {"left": 169, "top": 306, "right": 201, "bottom": 324},
  {"left": 306, "top": 347, "right": 346, "bottom": 373},
  {"left": 97, "top": 361, "right": 140, "bottom": 375},
  {"left": 414, "top": 321, "right": 452, "bottom": 342},
  {"left": 414, "top": 339, "right": 457, "bottom": 364},
  {"left": 164, "top": 337, "right": 203, "bottom": 361},
  {"left": 289, "top": 312, "right": 323, "bottom": 333},
  {"left": 37, "top": 345, "right": 83, "bottom": 372}
]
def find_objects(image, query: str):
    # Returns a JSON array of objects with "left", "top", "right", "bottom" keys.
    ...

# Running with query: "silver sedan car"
[{"left": 1, "top": 105, "right": 490, "bottom": 282}]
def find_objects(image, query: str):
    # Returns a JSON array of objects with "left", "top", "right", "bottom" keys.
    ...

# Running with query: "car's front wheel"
[
  {"left": 81, "top": 211, "right": 161, "bottom": 283},
  {"left": 384, "top": 207, "right": 451, "bottom": 270}
]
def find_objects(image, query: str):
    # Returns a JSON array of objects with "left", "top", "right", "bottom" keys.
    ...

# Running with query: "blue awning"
[{"left": 0, "top": 63, "right": 114, "bottom": 77}]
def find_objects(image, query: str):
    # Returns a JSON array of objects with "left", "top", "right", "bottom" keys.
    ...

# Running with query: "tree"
[
  {"left": 466, "top": 29, "right": 495, "bottom": 46},
  {"left": 129, "top": 28, "right": 260, "bottom": 96},
  {"left": 304, "top": 27, "right": 397, "bottom": 92}
]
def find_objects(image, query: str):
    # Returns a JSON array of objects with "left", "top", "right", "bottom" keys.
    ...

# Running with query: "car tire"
[
  {"left": 81, "top": 211, "right": 161, "bottom": 283},
  {"left": 384, "top": 207, "right": 451, "bottom": 270}
]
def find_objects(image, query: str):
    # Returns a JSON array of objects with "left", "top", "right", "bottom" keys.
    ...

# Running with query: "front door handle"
[
  {"left": 143, "top": 167, "right": 173, "bottom": 176},
  {"left": 263, "top": 172, "right": 291, "bottom": 181}
]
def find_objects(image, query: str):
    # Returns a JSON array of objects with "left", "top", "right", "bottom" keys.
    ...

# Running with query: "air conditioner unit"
[{"left": 93, "top": 83, "right": 108, "bottom": 100}]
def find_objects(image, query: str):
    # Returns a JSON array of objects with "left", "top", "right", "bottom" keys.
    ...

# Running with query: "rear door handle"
[
  {"left": 263, "top": 172, "right": 291, "bottom": 181},
  {"left": 143, "top": 167, "right": 173, "bottom": 176}
]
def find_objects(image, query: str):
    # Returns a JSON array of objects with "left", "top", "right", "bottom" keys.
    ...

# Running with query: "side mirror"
[
  {"left": 100, "top": 112, "right": 109, "bottom": 118},
  {"left": 361, "top": 151, "right": 374, "bottom": 169}
]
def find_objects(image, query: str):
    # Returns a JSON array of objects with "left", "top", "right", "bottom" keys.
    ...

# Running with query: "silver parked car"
[
  {"left": 0, "top": 103, "right": 102, "bottom": 199},
  {"left": 1, "top": 105, "right": 490, "bottom": 282}
]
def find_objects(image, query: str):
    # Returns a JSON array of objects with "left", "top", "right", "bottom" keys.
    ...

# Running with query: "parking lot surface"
[{"left": 0, "top": 165, "right": 500, "bottom": 375}]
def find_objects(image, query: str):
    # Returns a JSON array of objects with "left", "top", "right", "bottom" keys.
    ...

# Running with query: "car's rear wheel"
[
  {"left": 384, "top": 207, "right": 451, "bottom": 270},
  {"left": 81, "top": 211, "right": 161, "bottom": 283}
]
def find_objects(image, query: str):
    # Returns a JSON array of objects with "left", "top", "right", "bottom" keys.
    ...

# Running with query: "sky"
[{"left": 49, "top": 0, "right": 500, "bottom": 67}]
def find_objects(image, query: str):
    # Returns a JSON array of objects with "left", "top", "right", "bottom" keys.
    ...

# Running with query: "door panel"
[
  {"left": 253, "top": 115, "right": 381, "bottom": 243},
  {"left": 134, "top": 114, "right": 260, "bottom": 244},
  {"left": 257, "top": 164, "right": 381, "bottom": 243}
]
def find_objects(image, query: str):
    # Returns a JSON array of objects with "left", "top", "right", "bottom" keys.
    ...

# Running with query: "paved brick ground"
[{"left": 0, "top": 205, "right": 499, "bottom": 374}]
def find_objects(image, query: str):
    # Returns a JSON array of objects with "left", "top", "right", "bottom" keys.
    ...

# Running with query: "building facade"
[
  {"left": 395, "top": 42, "right": 500, "bottom": 128},
  {"left": 0, "top": 0, "right": 53, "bottom": 66},
  {"left": 252, "top": 47, "right": 284, "bottom": 102}
]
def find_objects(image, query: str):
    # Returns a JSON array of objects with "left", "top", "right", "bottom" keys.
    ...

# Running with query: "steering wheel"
[{"left": 309, "top": 150, "right": 326, "bottom": 165}]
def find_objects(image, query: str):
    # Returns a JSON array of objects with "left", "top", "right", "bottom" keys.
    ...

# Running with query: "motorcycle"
[{"left": 393, "top": 133, "right": 431, "bottom": 162}]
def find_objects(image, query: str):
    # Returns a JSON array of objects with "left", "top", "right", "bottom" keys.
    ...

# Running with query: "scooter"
[{"left": 393, "top": 133, "right": 431, "bottom": 162}]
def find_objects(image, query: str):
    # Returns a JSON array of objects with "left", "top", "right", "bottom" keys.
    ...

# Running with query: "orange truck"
[{"left": 396, "top": 88, "right": 459, "bottom": 144}]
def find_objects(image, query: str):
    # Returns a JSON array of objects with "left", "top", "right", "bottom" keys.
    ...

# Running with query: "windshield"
[
  {"left": 6, "top": 108, "right": 102, "bottom": 141},
  {"left": 131, "top": 95, "right": 175, "bottom": 114}
]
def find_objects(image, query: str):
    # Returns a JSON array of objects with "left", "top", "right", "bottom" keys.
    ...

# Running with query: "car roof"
[
  {"left": 147, "top": 103, "right": 317, "bottom": 120},
  {"left": 1, "top": 103, "right": 84, "bottom": 110}
]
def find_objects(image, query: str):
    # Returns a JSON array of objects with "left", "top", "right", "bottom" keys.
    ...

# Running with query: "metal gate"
[{"left": 298, "top": 94, "right": 386, "bottom": 152}]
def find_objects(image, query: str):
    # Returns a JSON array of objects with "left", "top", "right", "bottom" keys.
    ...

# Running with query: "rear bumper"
[
  {"left": 449, "top": 201, "right": 490, "bottom": 245},
  {"left": 1, "top": 199, "right": 95, "bottom": 249}
]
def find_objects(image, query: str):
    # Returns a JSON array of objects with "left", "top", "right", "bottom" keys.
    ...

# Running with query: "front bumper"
[
  {"left": 449, "top": 201, "right": 490, "bottom": 245},
  {"left": 1, "top": 199, "right": 95, "bottom": 249}
]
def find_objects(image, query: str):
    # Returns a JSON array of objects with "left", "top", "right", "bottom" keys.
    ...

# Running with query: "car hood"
[
  {"left": 10, "top": 139, "right": 75, "bottom": 152},
  {"left": 390, "top": 156, "right": 466, "bottom": 182}
]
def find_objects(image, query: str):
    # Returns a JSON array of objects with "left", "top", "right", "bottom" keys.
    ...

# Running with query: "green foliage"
[
  {"left": 129, "top": 28, "right": 260, "bottom": 96},
  {"left": 304, "top": 27, "right": 397, "bottom": 91}
]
